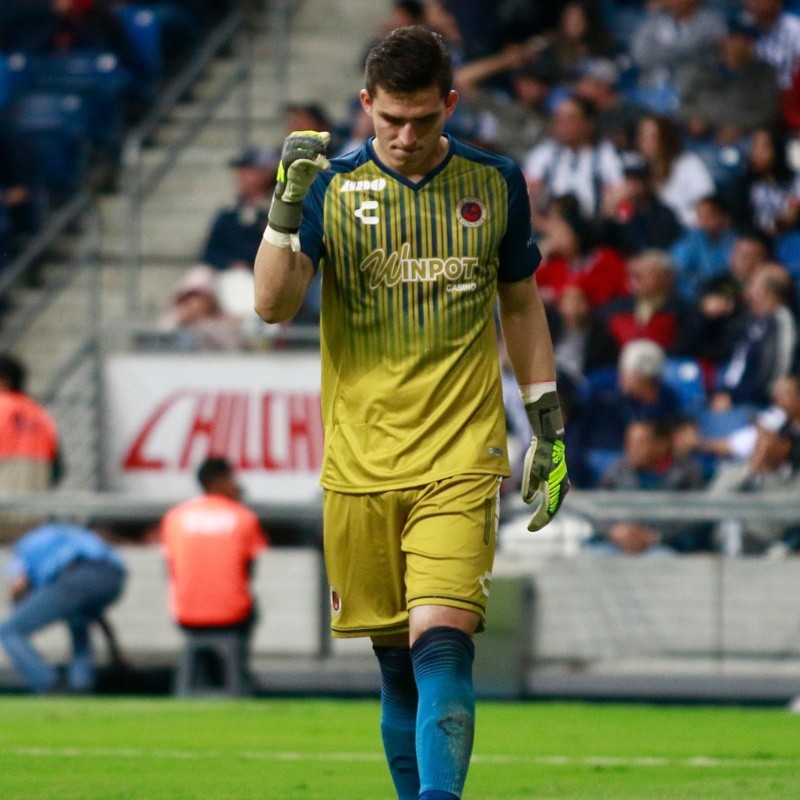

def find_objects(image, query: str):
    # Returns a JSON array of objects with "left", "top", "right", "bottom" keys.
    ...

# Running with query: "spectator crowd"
[
  {"left": 0, "top": 0, "right": 236, "bottom": 270},
  {"left": 333, "top": 0, "right": 800, "bottom": 557},
  {"left": 3, "top": 1, "right": 800, "bottom": 557}
]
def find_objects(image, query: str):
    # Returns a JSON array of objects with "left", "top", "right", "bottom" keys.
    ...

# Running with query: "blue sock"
[
  {"left": 374, "top": 646, "right": 420, "bottom": 800},
  {"left": 411, "top": 627, "right": 476, "bottom": 800}
]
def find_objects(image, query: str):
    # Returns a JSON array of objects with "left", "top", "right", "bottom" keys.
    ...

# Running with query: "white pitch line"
[{"left": 7, "top": 747, "right": 800, "bottom": 769}]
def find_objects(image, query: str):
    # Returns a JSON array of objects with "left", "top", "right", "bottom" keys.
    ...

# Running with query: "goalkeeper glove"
[
  {"left": 521, "top": 389, "right": 569, "bottom": 532},
  {"left": 267, "top": 130, "right": 331, "bottom": 234}
]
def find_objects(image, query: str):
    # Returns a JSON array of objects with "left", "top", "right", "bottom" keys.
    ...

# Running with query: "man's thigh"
[
  {"left": 404, "top": 474, "right": 500, "bottom": 629},
  {"left": 2, "top": 583, "right": 71, "bottom": 637},
  {"left": 323, "top": 474, "right": 501, "bottom": 639}
]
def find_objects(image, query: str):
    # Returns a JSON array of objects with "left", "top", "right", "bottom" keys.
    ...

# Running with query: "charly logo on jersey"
[
  {"left": 354, "top": 200, "right": 380, "bottom": 225},
  {"left": 360, "top": 242, "right": 478, "bottom": 291},
  {"left": 456, "top": 196, "right": 487, "bottom": 228}
]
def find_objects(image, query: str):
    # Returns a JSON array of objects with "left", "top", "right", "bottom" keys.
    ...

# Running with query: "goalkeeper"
[{"left": 254, "top": 26, "right": 568, "bottom": 800}]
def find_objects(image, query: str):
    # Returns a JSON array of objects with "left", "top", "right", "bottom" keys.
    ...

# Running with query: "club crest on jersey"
[{"left": 456, "top": 197, "right": 487, "bottom": 228}]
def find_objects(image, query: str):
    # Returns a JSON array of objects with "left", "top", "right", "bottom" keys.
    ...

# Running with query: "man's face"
[
  {"left": 235, "top": 165, "right": 272, "bottom": 202},
  {"left": 629, "top": 257, "right": 672, "bottom": 299},
  {"left": 730, "top": 238, "right": 767, "bottom": 282},
  {"left": 552, "top": 100, "right": 591, "bottom": 149},
  {"left": 744, "top": 273, "right": 776, "bottom": 317},
  {"left": 625, "top": 422, "right": 658, "bottom": 469},
  {"left": 360, "top": 85, "right": 457, "bottom": 176},
  {"left": 696, "top": 201, "right": 730, "bottom": 238}
]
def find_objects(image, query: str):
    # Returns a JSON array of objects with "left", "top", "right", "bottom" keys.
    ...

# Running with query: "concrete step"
[{"left": 12, "top": 0, "right": 384, "bottom": 402}]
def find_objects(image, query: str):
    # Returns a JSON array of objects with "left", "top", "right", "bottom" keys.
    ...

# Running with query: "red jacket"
[{"left": 536, "top": 247, "right": 629, "bottom": 308}]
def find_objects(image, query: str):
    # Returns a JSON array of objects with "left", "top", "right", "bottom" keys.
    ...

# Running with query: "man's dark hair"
[
  {"left": 735, "top": 226, "right": 773, "bottom": 256},
  {"left": 396, "top": 0, "right": 425, "bottom": 19},
  {"left": 197, "top": 457, "right": 233, "bottom": 492},
  {"left": 697, "top": 192, "right": 731, "bottom": 216},
  {"left": 0, "top": 354, "right": 26, "bottom": 392},
  {"left": 365, "top": 25, "right": 452, "bottom": 98}
]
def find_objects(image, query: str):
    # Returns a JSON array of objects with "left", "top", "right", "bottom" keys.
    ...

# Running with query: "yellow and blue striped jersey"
[{"left": 299, "top": 135, "right": 540, "bottom": 492}]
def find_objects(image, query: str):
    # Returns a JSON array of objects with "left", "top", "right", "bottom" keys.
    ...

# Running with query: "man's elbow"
[
  {"left": 254, "top": 300, "right": 286, "bottom": 325},
  {"left": 254, "top": 294, "right": 295, "bottom": 325}
]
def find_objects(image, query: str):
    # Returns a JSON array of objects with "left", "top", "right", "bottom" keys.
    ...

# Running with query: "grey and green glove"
[
  {"left": 267, "top": 130, "right": 331, "bottom": 234},
  {"left": 521, "top": 390, "right": 569, "bottom": 532}
]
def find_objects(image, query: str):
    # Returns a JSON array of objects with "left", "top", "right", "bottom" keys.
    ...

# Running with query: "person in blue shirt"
[
  {"left": 671, "top": 193, "right": 737, "bottom": 299},
  {"left": 0, "top": 523, "right": 126, "bottom": 694}
]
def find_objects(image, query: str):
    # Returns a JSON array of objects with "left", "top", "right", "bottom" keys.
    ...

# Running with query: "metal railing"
[
  {"left": 1, "top": 489, "right": 798, "bottom": 530},
  {"left": 122, "top": 7, "right": 253, "bottom": 312},
  {"left": 0, "top": 196, "right": 105, "bottom": 489}
]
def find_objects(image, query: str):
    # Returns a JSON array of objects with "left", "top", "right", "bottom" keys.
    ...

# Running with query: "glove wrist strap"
[
  {"left": 524, "top": 391, "right": 564, "bottom": 440},
  {"left": 267, "top": 195, "right": 303, "bottom": 233}
]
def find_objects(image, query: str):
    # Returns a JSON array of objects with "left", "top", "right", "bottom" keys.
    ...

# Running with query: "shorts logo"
[
  {"left": 457, "top": 197, "right": 486, "bottom": 228},
  {"left": 479, "top": 571, "right": 492, "bottom": 598},
  {"left": 330, "top": 588, "right": 342, "bottom": 617}
]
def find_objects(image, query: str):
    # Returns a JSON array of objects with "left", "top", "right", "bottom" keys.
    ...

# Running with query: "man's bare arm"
[
  {"left": 497, "top": 275, "right": 556, "bottom": 385},
  {"left": 253, "top": 241, "right": 315, "bottom": 323},
  {"left": 253, "top": 130, "right": 330, "bottom": 323}
]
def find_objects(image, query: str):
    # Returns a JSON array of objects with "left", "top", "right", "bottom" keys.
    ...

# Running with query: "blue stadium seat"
[
  {"left": 580, "top": 366, "right": 618, "bottom": 403},
  {"left": 15, "top": 52, "right": 129, "bottom": 151},
  {"left": 696, "top": 406, "right": 755, "bottom": 438},
  {"left": 116, "top": 5, "right": 163, "bottom": 102},
  {"left": 775, "top": 231, "right": 800, "bottom": 283},
  {"left": 601, "top": 2, "right": 647, "bottom": 49},
  {"left": 10, "top": 92, "right": 90, "bottom": 195},
  {"left": 662, "top": 358, "right": 706, "bottom": 416},
  {"left": 0, "top": 56, "right": 10, "bottom": 110},
  {"left": 624, "top": 83, "right": 679, "bottom": 115},
  {"left": 585, "top": 448, "right": 623, "bottom": 485},
  {"left": 2, "top": 52, "right": 34, "bottom": 103}
]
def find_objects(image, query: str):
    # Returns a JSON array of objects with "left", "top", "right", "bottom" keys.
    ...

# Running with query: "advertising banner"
[{"left": 104, "top": 353, "right": 323, "bottom": 502}]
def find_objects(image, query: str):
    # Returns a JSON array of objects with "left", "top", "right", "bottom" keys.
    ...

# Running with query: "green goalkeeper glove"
[
  {"left": 521, "top": 390, "right": 569, "bottom": 532},
  {"left": 267, "top": 130, "right": 331, "bottom": 234}
]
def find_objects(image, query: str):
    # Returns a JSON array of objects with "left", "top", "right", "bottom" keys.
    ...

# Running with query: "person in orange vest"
[
  {"left": 0, "top": 355, "right": 61, "bottom": 541},
  {"left": 160, "top": 457, "right": 268, "bottom": 691}
]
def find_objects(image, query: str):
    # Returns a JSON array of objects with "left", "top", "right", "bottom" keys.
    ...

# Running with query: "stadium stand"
[{"left": 0, "top": 0, "right": 799, "bottom": 701}]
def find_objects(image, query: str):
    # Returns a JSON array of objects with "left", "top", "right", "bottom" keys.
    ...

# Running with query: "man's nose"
[{"left": 397, "top": 123, "right": 417, "bottom": 146}]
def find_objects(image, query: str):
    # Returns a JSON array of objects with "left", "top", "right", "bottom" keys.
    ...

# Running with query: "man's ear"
[{"left": 444, "top": 89, "right": 459, "bottom": 120}]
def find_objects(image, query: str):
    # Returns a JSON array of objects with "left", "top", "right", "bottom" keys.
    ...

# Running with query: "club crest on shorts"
[
  {"left": 456, "top": 197, "right": 487, "bottom": 228},
  {"left": 330, "top": 587, "right": 342, "bottom": 617}
]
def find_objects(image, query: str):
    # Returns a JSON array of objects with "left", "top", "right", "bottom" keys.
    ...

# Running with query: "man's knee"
[{"left": 408, "top": 605, "right": 479, "bottom": 646}]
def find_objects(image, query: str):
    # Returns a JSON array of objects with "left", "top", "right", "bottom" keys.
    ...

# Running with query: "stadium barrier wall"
[{"left": 2, "top": 544, "right": 800, "bottom": 700}]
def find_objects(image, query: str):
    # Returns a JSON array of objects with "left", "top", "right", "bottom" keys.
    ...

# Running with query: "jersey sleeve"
[
  {"left": 497, "top": 162, "right": 541, "bottom": 282},
  {"left": 298, "top": 172, "right": 333, "bottom": 271}
]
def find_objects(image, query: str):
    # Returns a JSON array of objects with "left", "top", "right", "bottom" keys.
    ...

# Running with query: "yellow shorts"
[{"left": 322, "top": 473, "right": 501, "bottom": 639}]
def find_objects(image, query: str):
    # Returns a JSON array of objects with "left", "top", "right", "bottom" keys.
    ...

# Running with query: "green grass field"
[{"left": 1, "top": 697, "right": 799, "bottom": 800}]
